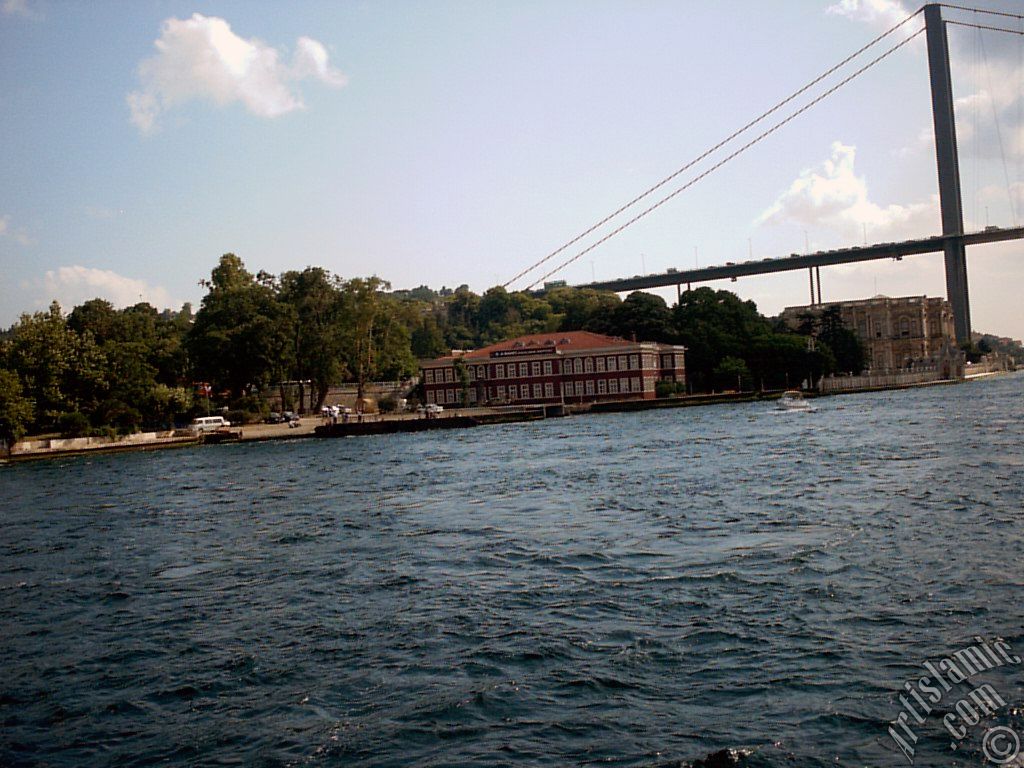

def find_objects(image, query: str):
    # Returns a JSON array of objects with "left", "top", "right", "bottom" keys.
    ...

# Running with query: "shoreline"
[{"left": 4, "top": 371, "right": 1018, "bottom": 464}]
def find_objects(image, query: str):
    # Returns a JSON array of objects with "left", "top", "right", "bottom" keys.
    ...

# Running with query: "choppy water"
[{"left": 2, "top": 374, "right": 1024, "bottom": 767}]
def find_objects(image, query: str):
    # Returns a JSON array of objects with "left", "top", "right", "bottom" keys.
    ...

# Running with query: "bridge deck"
[{"left": 567, "top": 226, "right": 1024, "bottom": 294}]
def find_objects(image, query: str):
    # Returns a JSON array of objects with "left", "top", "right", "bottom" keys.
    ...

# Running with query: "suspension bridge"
[{"left": 503, "top": 3, "right": 1024, "bottom": 344}]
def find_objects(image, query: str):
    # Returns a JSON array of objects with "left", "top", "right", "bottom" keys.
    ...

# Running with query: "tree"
[
  {"left": 188, "top": 255, "right": 295, "bottom": 399},
  {"left": 411, "top": 317, "right": 446, "bottom": 359},
  {"left": 3, "top": 302, "right": 108, "bottom": 430},
  {"left": 0, "top": 368, "right": 33, "bottom": 444},
  {"left": 341, "top": 276, "right": 389, "bottom": 405},
  {"left": 605, "top": 291, "right": 672, "bottom": 342},
  {"left": 712, "top": 356, "right": 751, "bottom": 392},
  {"left": 279, "top": 267, "right": 348, "bottom": 409},
  {"left": 817, "top": 307, "right": 865, "bottom": 374}
]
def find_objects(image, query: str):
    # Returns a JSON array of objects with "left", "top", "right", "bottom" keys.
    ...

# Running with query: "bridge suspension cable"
[
  {"left": 500, "top": 7, "right": 924, "bottom": 290},
  {"left": 523, "top": 26, "right": 925, "bottom": 291}
]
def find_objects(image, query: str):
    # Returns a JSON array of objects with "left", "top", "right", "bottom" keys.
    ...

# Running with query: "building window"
[
  {"left": 468, "top": 367, "right": 475, "bottom": 381},
  {"left": 618, "top": 355, "right": 628, "bottom": 370},
  {"left": 609, "top": 378, "right": 619, "bottom": 394},
  {"left": 531, "top": 361, "right": 541, "bottom": 377},
  {"left": 596, "top": 356, "right": 606, "bottom": 372},
  {"left": 469, "top": 388, "right": 477, "bottom": 403},
  {"left": 629, "top": 355, "right": 639, "bottom": 370},
  {"left": 532, "top": 383, "right": 542, "bottom": 399},
  {"left": 573, "top": 358, "right": 583, "bottom": 373},
  {"left": 585, "top": 380, "right": 594, "bottom": 395},
  {"left": 584, "top": 357, "right": 593, "bottom": 373},
  {"left": 425, "top": 369, "right": 434, "bottom": 384},
  {"left": 632, "top": 377, "right": 641, "bottom": 392},
  {"left": 519, "top": 362, "right": 528, "bottom": 377},
  {"left": 478, "top": 365, "right": 486, "bottom": 379},
  {"left": 497, "top": 385, "right": 506, "bottom": 400},
  {"left": 496, "top": 363, "right": 505, "bottom": 379},
  {"left": 426, "top": 390, "right": 435, "bottom": 403},
  {"left": 543, "top": 360, "right": 552, "bottom": 375},
  {"left": 445, "top": 368, "right": 454, "bottom": 383},
  {"left": 544, "top": 382, "right": 554, "bottom": 398},
  {"left": 597, "top": 379, "right": 607, "bottom": 394},
  {"left": 607, "top": 356, "right": 617, "bottom": 372},
  {"left": 574, "top": 381, "right": 583, "bottom": 396}
]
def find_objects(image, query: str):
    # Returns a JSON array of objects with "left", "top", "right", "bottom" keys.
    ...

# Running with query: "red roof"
[{"left": 423, "top": 331, "right": 640, "bottom": 366}]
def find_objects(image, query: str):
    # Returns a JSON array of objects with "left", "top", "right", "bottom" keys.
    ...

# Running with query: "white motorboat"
[{"left": 777, "top": 390, "right": 813, "bottom": 411}]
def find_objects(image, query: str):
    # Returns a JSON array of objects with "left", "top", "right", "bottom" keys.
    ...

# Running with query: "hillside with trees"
[{"left": 0, "top": 253, "right": 860, "bottom": 442}]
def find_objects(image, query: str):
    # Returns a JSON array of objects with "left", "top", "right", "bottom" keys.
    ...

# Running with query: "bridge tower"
[{"left": 924, "top": 4, "right": 971, "bottom": 344}]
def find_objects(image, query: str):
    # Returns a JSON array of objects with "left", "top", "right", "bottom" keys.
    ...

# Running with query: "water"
[{"left": 2, "top": 374, "right": 1023, "bottom": 767}]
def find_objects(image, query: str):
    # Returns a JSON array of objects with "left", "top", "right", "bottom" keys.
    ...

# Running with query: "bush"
[
  {"left": 226, "top": 408, "right": 254, "bottom": 425},
  {"left": 57, "top": 411, "right": 91, "bottom": 438},
  {"left": 655, "top": 380, "right": 685, "bottom": 398}
]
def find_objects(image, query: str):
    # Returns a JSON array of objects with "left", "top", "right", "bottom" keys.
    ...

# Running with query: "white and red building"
[{"left": 421, "top": 331, "right": 686, "bottom": 406}]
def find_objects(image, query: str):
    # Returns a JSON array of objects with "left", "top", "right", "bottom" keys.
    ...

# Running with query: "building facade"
[
  {"left": 421, "top": 331, "right": 686, "bottom": 407},
  {"left": 779, "top": 295, "right": 963, "bottom": 376}
]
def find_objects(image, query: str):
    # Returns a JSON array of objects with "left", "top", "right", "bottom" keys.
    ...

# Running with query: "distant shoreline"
[{"left": 5, "top": 371, "right": 1019, "bottom": 465}]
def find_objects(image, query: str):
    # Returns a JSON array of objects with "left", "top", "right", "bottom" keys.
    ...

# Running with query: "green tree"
[
  {"left": 0, "top": 368, "right": 34, "bottom": 444},
  {"left": 188, "top": 254, "right": 295, "bottom": 399},
  {"left": 279, "top": 267, "right": 348, "bottom": 409},
  {"left": 3, "top": 302, "right": 107, "bottom": 429},
  {"left": 605, "top": 291, "right": 672, "bottom": 342},
  {"left": 712, "top": 356, "right": 751, "bottom": 391}
]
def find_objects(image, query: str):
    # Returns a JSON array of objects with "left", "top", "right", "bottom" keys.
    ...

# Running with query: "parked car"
[
  {"left": 265, "top": 412, "right": 285, "bottom": 424},
  {"left": 425, "top": 404, "right": 444, "bottom": 416},
  {"left": 190, "top": 416, "right": 231, "bottom": 433}
]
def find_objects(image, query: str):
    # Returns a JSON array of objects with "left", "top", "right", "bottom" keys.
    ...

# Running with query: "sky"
[{"left": 2, "top": 0, "right": 1022, "bottom": 339}]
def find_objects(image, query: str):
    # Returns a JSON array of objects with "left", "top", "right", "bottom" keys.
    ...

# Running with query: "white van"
[{"left": 190, "top": 416, "right": 231, "bottom": 433}]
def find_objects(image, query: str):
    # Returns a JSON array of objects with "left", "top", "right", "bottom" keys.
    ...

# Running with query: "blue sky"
[{"left": 2, "top": 0, "right": 1022, "bottom": 338}]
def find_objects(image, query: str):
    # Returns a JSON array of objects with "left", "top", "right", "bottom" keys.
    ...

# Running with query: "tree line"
[{"left": 0, "top": 253, "right": 863, "bottom": 443}]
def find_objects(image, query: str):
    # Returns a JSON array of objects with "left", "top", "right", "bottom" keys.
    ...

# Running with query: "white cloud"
[
  {"left": 1, "top": 0, "right": 37, "bottom": 18},
  {"left": 755, "top": 141, "right": 939, "bottom": 241},
  {"left": 0, "top": 213, "right": 33, "bottom": 245},
  {"left": 127, "top": 14, "right": 348, "bottom": 133},
  {"left": 826, "top": 0, "right": 913, "bottom": 27},
  {"left": 41, "top": 266, "right": 180, "bottom": 312}
]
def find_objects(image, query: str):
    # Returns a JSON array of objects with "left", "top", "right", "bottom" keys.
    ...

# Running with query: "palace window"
[
  {"left": 532, "top": 383, "right": 542, "bottom": 399},
  {"left": 519, "top": 362, "right": 528, "bottom": 377},
  {"left": 629, "top": 355, "right": 639, "bottom": 370},
  {"left": 496, "top": 363, "right": 505, "bottom": 378},
  {"left": 584, "top": 357, "right": 593, "bottom": 373},
  {"left": 425, "top": 369, "right": 434, "bottom": 383},
  {"left": 585, "top": 380, "right": 594, "bottom": 395},
  {"left": 574, "top": 381, "right": 583, "bottom": 396},
  {"left": 544, "top": 382, "right": 554, "bottom": 398},
  {"left": 543, "top": 360, "right": 553, "bottom": 375},
  {"left": 609, "top": 379, "right": 619, "bottom": 394},
  {"left": 607, "top": 356, "right": 617, "bottom": 372},
  {"left": 531, "top": 361, "right": 541, "bottom": 377},
  {"left": 597, "top": 379, "right": 607, "bottom": 394},
  {"left": 573, "top": 358, "right": 583, "bottom": 373},
  {"left": 596, "top": 356, "right": 606, "bottom": 372}
]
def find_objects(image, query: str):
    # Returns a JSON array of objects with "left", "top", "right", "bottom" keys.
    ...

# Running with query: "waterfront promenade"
[{"left": 4, "top": 371, "right": 1014, "bottom": 463}]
